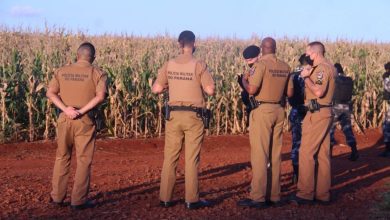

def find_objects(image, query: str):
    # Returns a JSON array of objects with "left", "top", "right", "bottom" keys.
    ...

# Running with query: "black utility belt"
[
  {"left": 164, "top": 105, "right": 212, "bottom": 129},
  {"left": 169, "top": 105, "right": 202, "bottom": 113},
  {"left": 305, "top": 99, "right": 332, "bottom": 113},
  {"left": 249, "top": 96, "right": 281, "bottom": 110},
  {"left": 255, "top": 100, "right": 281, "bottom": 105}
]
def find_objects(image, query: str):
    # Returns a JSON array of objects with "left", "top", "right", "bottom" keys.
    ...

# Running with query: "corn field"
[{"left": 0, "top": 28, "right": 389, "bottom": 143}]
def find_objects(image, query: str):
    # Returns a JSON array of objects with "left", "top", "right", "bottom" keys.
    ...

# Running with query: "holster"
[
  {"left": 87, "top": 108, "right": 106, "bottom": 132},
  {"left": 56, "top": 106, "right": 106, "bottom": 132},
  {"left": 169, "top": 105, "right": 212, "bottom": 129},
  {"left": 249, "top": 96, "right": 259, "bottom": 110},
  {"left": 197, "top": 108, "right": 212, "bottom": 129},
  {"left": 306, "top": 99, "right": 332, "bottom": 113},
  {"left": 164, "top": 102, "right": 170, "bottom": 120},
  {"left": 249, "top": 96, "right": 281, "bottom": 110},
  {"left": 162, "top": 91, "right": 170, "bottom": 120},
  {"left": 307, "top": 99, "right": 320, "bottom": 112}
]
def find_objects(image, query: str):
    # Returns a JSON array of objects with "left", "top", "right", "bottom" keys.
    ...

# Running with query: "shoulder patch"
[{"left": 315, "top": 71, "right": 324, "bottom": 85}]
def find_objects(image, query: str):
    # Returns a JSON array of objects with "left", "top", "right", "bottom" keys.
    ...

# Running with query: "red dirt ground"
[{"left": 0, "top": 129, "right": 389, "bottom": 219}]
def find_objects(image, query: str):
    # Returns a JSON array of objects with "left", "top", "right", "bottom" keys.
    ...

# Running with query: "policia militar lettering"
[
  {"left": 152, "top": 30, "right": 215, "bottom": 209},
  {"left": 46, "top": 42, "right": 107, "bottom": 210}
]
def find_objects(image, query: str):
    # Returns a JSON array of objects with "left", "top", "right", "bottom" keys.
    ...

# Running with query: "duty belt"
[
  {"left": 317, "top": 104, "right": 333, "bottom": 108},
  {"left": 169, "top": 105, "right": 202, "bottom": 113},
  {"left": 254, "top": 100, "right": 281, "bottom": 105},
  {"left": 168, "top": 105, "right": 212, "bottom": 129},
  {"left": 249, "top": 97, "right": 281, "bottom": 110},
  {"left": 305, "top": 103, "right": 333, "bottom": 113}
]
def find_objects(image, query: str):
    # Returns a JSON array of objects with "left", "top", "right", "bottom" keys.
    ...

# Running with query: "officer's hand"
[
  {"left": 300, "top": 66, "right": 312, "bottom": 78},
  {"left": 64, "top": 106, "right": 80, "bottom": 119},
  {"left": 243, "top": 72, "right": 250, "bottom": 80}
]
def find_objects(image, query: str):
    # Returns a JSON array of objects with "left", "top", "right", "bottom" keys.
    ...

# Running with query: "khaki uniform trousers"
[
  {"left": 297, "top": 109, "right": 332, "bottom": 201},
  {"left": 249, "top": 104, "right": 284, "bottom": 202},
  {"left": 160, "top": 111, "right": 204, "bottom": 203},
  {"left": 51, "top": 113, "right": 96, "bottom": 206}
]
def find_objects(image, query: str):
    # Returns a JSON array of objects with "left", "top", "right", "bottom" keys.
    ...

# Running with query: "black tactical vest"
[{"left": 333, "top": 75, "right": 353, "bottom": 103}]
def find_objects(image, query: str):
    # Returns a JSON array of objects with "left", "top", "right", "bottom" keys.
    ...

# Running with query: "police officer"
[
  {"left": 151, "top": 30, "right": 215, "bottom": 209},
  {"left": 238, "top": 45, "right": 260, "bottom": 127},
  {"left": 291, "top": 42, "right": 336, "bottom": 205},
  {"left": 288, "top": 54, "right": 312, "bottom": 184},
  {"left": 46, "top": 42, "right": 107, "bottom": 210},
  {"left": 381, "top": 62, "right": 390, "bottom": 157},
  {"left": 238, "top": 37, "right": 293, "bottom": 208},
  {"left": 330, "top": 63, "right": 359, "bottom": 161}
]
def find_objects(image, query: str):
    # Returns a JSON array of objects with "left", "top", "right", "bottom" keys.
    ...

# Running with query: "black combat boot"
[
  {"left": 348, "top": 143, "right": 359, "bottom": 161},
  {"left": 292, "top": 164, "right": 299, "bottom": 184},
  {"left": 379, "top": 142, "right": 390, "bottom": 157}
]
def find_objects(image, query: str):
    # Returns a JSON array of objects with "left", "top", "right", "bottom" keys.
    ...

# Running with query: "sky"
[{"left": 0, "top": 0, "right": 389, "bottom": 42}]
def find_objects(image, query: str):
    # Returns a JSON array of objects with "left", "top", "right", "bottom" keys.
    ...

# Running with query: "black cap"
[
  {"left": 243, "top": 45, "right": 260, "bottom": 59},
  {"left": 178, "top": 30, "right": 195, "bottom": 43}
]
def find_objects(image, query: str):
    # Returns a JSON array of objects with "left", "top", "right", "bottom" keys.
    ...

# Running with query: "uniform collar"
[
  {"left": 74, "top": 60, "right": 92, "bottom": 67},
  {"left": 260, "top": 53, "right": 277, "bottom": 60},
  {"left": 179, "top": 53, "right": 193, "bottom": 59},
  {"left": 175, "top": 53, "right": 194, "bottom": 63}
]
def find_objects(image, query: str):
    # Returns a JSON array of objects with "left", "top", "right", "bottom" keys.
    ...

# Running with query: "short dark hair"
[
  {"left": 385, "top": 62, "right": 390, "bottom": 71},
  {"left": 78, "top": 42, "right": 96, "bottom": 58},
  {"left": 308, "top": 41, "right": 325, "bottom": 55},
  {"left": 178, "top": 30, "right": 195, "bottom": 47},
  {"left": 334, "top": 63, "right": 344, "bottom": 74},
  {"left": 298, "top": 53, "right": 313, "bottom": 66},
  {"left": 298, "top": 53, "right": 307, "bottom": 65}
]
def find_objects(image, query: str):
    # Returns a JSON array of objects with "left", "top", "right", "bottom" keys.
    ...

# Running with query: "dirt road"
[{"left": 0, "top": 129, "right": 389, "bottom": 219}]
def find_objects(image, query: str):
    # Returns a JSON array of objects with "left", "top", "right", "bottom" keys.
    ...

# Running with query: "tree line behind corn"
[{"left": 1, "top": 28, "right": 389, "bottom": 143}]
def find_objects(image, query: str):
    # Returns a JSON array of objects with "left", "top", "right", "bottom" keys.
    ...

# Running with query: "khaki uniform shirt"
[
  {"left": 155, "top": 54, "right": 214, "bottom": 108},
  {"left": 248, "top": 54, "right": 292, "bottom": 103},
  {"left": 48, "top": 60, "right": 107, "bottom": 108}
]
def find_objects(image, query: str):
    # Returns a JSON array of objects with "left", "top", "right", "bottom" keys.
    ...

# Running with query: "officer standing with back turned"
[
  {"left": 47, "top": 42, "right": 107, "bottom": 210},
  {"left": 152, "top": 30, "right": 215, "bottom": 209},
  {"left": 238, "top": 37, "right": 293, "bottom": 208}
]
